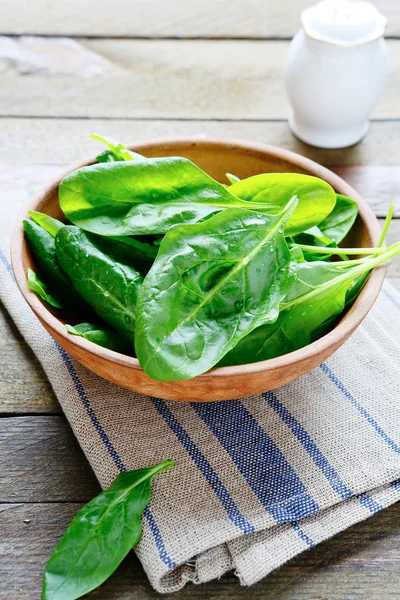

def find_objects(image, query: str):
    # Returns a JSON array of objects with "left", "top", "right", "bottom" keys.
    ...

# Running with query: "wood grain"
[
  {"left": 0, "top": 307, "right": 58, "bottom": 414},
  {"left": 0, "top": 0, "right": 396, "bottom": 38},
  {"left": 3, "top": 118, "right": 400, "bottom": 167},
  {"left": 2, "top": 501, "right": 400, "bottom": 600},
  {"left": 2, "top": 118, "right": 400, "bottom": 168},
  {"left": 0, "top": 417, "right": 100, "bottom": 501},
  {"left": 0, "top": 38, "right": 399, "bottom": 119}
]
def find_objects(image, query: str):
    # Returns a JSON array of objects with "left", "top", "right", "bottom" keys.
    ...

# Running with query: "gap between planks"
[{"left": 0, "top": 0, "right": 397, "bottom": 38}]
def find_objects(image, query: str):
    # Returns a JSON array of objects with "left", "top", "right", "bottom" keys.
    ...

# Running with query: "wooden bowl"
[{"left": 11, "top": 138, "right": 385, "bottom": 401}]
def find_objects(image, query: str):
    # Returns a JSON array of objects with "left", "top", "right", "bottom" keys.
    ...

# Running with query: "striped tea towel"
[{"left": 1, "top": 202, "right": 400, "bottom": 593}]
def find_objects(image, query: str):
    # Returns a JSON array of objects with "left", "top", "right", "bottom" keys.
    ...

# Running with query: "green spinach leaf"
[
  {"left": 220, "top": 244, "right": 400, "bottom": 366},
  {"left": 27, "top": 268, "right": 64, "bottom": 309},
  {"left": 59, "top": 157, "right": 256, "bottom": 236},
  {"left": 228, "top": 173, "right": 336, "bottom": 236},
  {"left": 91, "top": 134, "right": 144, "bottom": 163},
  {"left": 55, "top": 227, "right": 143, "bottom": 344},
  {"left": 42, "top": 459, "right": 174, "bottom": 600},
  {"left": 65, "top": 323, "right": 132, "bottom": 354},
  {"left": 135, "top": 201, "right": 298, "bottom": 381},
  {"left": 24, "top": 220, "right": 85, "bottom": 306},
  {"left": 28, "top": 210, "right": 65, "bottom": 237},
  {"left": 59, "top": 160, "right": 335, "bottom": 237},
  {"left": 318, "top": 193, "right": 358, "bottom": 243}
]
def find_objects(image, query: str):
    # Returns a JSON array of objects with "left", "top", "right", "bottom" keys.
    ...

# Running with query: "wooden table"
[{"left": 1, "top": 2, "right": 400, "bottom": 598}]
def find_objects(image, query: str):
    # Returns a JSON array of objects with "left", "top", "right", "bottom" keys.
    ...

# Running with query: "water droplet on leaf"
[{"left": 235, "top": 300, "right": 244, "bottom": 310}]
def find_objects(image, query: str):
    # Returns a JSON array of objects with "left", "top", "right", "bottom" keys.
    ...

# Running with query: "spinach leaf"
[
  {"left": 59, "top": 160, "right": 334, "bottom": 237},
  {"left": 91, "top": 133, "right": 144, "bottom": 163},
  {"left": 220, "top": 244, "right": 400, "bottom": 366},
  {"left": 228, "top": 173, "right": 337, "bottom": 236},
  {"left": 27, "top": 268, "right": 64, "bottom": 309},
  {"left": 135, "top": 201, "right": 298, "bottom": 381},
  {"left": 318, "top": 193, "right": 359, "bottom": 243},
  {"left": 28, "top": 210, "right": 65, "bottom": 237},
  {"left": 59, "top": 157, "right": 256, "bottom": 236},
  {"left": 24, "top": 219, "right": 85, "bottom": 307},
  {"left": 65, "top": 323, "right": 133, "bottom": 354},
  {"left": 42, "top": 459, "right": 174, "bottom": 600},
  {"left": 291, "top": 194, "right": 358, "bottom": 257},
  {"left": 292, "top": 225, "right": 338, "bottom": 262},
  {"left": 55, "top": 227, "right": 143, "bottom": 345}
]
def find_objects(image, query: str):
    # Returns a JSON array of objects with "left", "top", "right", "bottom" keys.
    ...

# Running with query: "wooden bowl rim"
[{"left": 11, "top": 137, "right": 385, "bottom": 381}]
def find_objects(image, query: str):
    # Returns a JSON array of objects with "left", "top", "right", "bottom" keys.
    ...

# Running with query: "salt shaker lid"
[{"left": 301, "top": 0, "right": 387, "bottom": 47}]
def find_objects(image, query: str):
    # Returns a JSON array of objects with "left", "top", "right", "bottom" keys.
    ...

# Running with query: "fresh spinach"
[
  {"left": 42, "top": 459, "right": 174, "bottom": 600},
  {"left": 228, "top": 173, "right": 337, "bottom": 236},
  {"left": 55, "top": 227, "right": 143, "bottom": 345},
  {"left": 91, "top": 133, "right": 144, "bottom": 163},
  {"left": 65, "top": 323, "right": 132, "bottom": 354},
  {"left": 24, "top": 220, "right": 85, "bottom": 307},
  {"left": 135, "top": 200, "right": 298, "bottom": 381},
  {"left": 28, "top": 210, "right": 65, "bottom": 237},
  {"left": 21, "top": 135, "right": 400, "bottom": 381},
  {"left": 59, "top": 160, "right": 335, "bottom": 237},
  {"left": 27, "top": 268, "right": 64, "bottom": 309},
  {"left": 220, "top": 244, "right": 400, "bottom": 366},
  {"left": 318, "top": 194, "right": 359, "bottom": 243}
]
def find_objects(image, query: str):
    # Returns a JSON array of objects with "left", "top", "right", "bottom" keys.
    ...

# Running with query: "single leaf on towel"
[{"left": 42, "top": 460, "right": 174, "bottom": 600}]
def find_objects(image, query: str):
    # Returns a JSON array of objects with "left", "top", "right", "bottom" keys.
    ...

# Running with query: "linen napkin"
[{"left": 1, "top": 201, "right": 400, "bottom": 594}]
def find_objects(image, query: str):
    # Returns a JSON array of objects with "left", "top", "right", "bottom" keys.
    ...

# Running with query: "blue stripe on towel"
[
  {"left": 0, "top": 253, "right": 176, "bottom": 569},
  {"left": 291, "top": 523, "right": 315, "bottom": 547},
  {"left": 151, "top": 397, "right": 255, "bottom": 534},
  {"left": 262, "top": 391, "right": 382, "bottom": 514},
  {"left": 320, "top": 362, "right": 400, "bottom": 456},
  {"left": 0, "top": 248, "right": 15, "bottom": 281},
  {"left": 191, "top": 400, "right": 319, "bottom": 524},
  {"left": 390, "top": 479, "right": 400, "bottom": 492},
  {"left": 357, "top": 492, "right": 383, "bottom": 513},
  {"left": 383, "top": 287, "right": 400, "bottom": 311},
  {"left": 262, "top": 391, "right": 353, "bottom": 501}
]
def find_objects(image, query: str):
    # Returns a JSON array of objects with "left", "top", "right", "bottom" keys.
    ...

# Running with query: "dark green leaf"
[
  {"left": 65, "top": 323, "right": 133, "bottom": 354},
  {"left": 42, "top": 459, "right": 174, "bottom": 600},
  {"left": 317, "top": 193, "right": 358, "bottom": 243},
  {"left": 228, "top": 173, "right": 337, "bottom": 236},
  {"left": 55, "top": 227, "right": 143, "bottom": 344},
  {"left": 24, "top": 219, "right": 86, "bottom": 306},
  {"left": 135, "top": 201, "right": 298, "bottom": 381},
  {"left": 27, "top": 268, "right": 64, "bottom": 308}
]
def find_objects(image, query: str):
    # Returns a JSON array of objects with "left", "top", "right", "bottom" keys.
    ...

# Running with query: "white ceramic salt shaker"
[{"left": 284, "top": 0, "right": 388, "bottom": 148}]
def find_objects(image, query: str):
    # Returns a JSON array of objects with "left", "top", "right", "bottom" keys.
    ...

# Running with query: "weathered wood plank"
[
  {"left": 0, "top": 417, "right": 100, "bottom": 501},
  {"left": 2, "top": 501, "right": 400, "bottom": 599},
  {"left": 0, "top": 38, "right": 399, "bottom": 119},
  {"left": 3, "top": 119, "right": 400, "bottom": 167},
  {"left": 0, "top": 307, "right": 58, "bottom": 414},
  {"left": 0, "top": 0, "right": 396, "bottom": 38}
]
